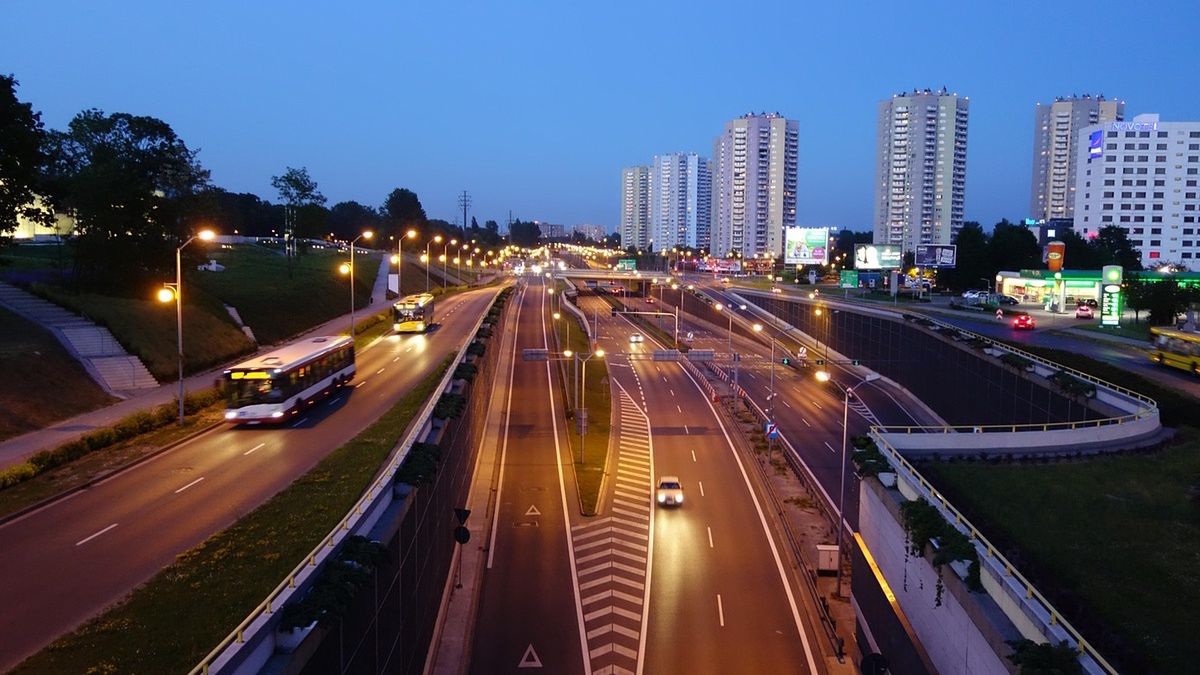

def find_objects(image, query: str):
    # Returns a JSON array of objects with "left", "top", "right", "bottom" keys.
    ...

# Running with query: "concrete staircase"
[{"left": 0, "top": 283, "right": 159, "bottom": 396}]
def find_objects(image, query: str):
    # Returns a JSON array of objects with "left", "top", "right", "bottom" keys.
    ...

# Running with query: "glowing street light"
[{"left": 159, "top": 228, "right": 215, "bottom": 424}]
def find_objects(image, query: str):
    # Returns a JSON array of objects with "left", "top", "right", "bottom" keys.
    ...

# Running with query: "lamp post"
[
  {"left": 426, "top": 235, "right": 442, "bottom": 292},
  {"left": 443, "top": 238, "right": 457, "bottom": 289},
  {"left": 159, "top": 228, "right": 215, "bottom": 425},
  {"left": 343, "top": 230, "right": 374, "bottom": 339},
  {"left": 393, "top": 228, "right": 416, "bottom": 296},
  {"left": 576, "top": 349, "right": 604, "bottom": 463}
]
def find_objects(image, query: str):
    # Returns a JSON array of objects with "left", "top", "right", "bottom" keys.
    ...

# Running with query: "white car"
[
  {"left": 656, "top": 476, "right": 684, "bottom": 507},
  {"left": 629, "top": 333, "right": 644, "bottom": 344}
]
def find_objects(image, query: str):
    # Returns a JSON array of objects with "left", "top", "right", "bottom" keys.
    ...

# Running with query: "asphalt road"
[
  {"left": 470, "top": 280, "right": 587, "bottom": 675},
  {"left": 579, "top": 291, "right": 823, "bottom": 674},
  {"left": 0, "top": 287, "right": 499, "bottom": 673}
]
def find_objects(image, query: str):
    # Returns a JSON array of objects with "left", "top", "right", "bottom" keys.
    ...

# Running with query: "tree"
[
  {"left": 271, "top": 166, "right": 324, "bottom": 272},
  {"left": 485, "top": 219, "right": 499, "bottom": 236},
  {"left": 380, "top": 188, "right": 426, "bottom": 240},
  {"left": 509, "top": 219, "right": 541, "bottom": 247},
  {"left": 988, "top": 219, "right": 1042, "bottom": 274},
  {"left": 0, "top": 75, "right": 52, "bottom": 244},
  {"left": 42, "top": 109, "right": 210, "bottom": 288},
  {"left": 942, "top": 222, "right": 989, "bottom": 291},
  {"left": 328, "top": 201, "right": 380, "bottom": 242},
  {"left": 1093, "top": 225, "right": 1142, "bottom": 270},
  {"left": 1058, "top": 230, "right": 1102, "bottom": 270},
  {"left": 833, "top": 229, "right": 871, "bottom": 269},
  {"left": 203, "top": 188, "right": 283, "bottom": 237},
  {"left": 604, "top": 231, "right": 621, "bottom": 249}
]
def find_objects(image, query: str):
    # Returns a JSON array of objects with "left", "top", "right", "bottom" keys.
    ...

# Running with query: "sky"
[{"left": 4, "top": 0, "right": 1199, "bottom": 233}]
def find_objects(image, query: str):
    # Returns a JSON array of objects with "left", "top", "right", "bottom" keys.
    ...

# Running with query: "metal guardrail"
[
  {"left": 871, "top": 432, "right": 1119, "bottom": 674},
  {"left": 190, "top": 287, "right": 506, "bottom": 675}
]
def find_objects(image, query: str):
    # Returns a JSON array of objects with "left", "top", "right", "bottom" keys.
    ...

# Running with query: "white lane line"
[
  {"left": 802, "top": 417, "right": 811, "bottom": 427},
  {"left": 331, "top": 396, "right": 345, "bottom": 406},
  {"left": 75, "top": 523, "right": 118, "bottom": 546},
  {"left": 811, "top": 400, "right": 822, "bottom": 410},
  {"left": 717, "top": 594, "right": 725, "bottom": 627},
  {"left": 676, "top": 405, "right": 682, "bottom": 413},
  {"left": 669, "top": 389, "right": 675, "bottom": 397},
  {"left": 824, "top": 441, "right": 836, "bottom": 454},
  {"left": 174, "top": 476, "right": 205, "bottom": 494},
  {"left": 291, "top": 417, "right": 308, "bottom": 428},
  {"left": 699, "top": 481, "right": 705, "bottom": 497},
  {"left": 707, "top": 526, "right": 714, "bottom": 548},
  {"left": 243, "top": 443, "right": 265, "bottom": 456},
  {"left": 355, "top": 381, "right": 367, "bottom": 388},
  {"left": 376, "top": 367, "right": 386, "bottom": 375},
  {"left": 691, "top": 450, "right": 697, "bottom": 462},
  {"left": 684, "top": 425, "right": 690, "bottom": 434},
  {"left": 405, "top": 347, "right": 412, "bottom": 352},
  {"left": 783, "top": 400, "right": 792, "bottom": 408},
  {"left": 393, "top": 356, "right": 400, "bottom": 362}
]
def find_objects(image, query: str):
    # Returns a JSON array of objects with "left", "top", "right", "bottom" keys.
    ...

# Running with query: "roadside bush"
[
  {"left": 433, "top": 393, "right": 466, "bottom": 420},
  {"left": 454, "top": 363, "right": 478, "bottom": 383},
  {"left": 0, "top": 462, "right": 37, "bottom": 489},
  {"left": 394, "top": 442, "right": 442, "bottom": 486}
]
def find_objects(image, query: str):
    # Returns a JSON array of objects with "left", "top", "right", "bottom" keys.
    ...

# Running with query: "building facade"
[
  {"left": 1074, "top": 113, "right": 1200, "bottom": 267},
  {"left": 873, "top": 88, "right": 969, "bottom": 252},
  {"left": 711, "top": 112, "right": 798, "bottom": 258},
  {"left": 572, "top": 223, "right": 608, "bottom": 242},
  {"left": 620, "top": 165, "right": 650, "bottom": 250},
  {"left": 1029, "top": 95, "right": 1124, "bottom": 221},
  {"left": 649, "top": 152, "right": 712, "bottom": 251}
]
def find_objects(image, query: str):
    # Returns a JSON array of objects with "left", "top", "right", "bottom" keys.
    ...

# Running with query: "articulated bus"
[
  {"left": 223, "top": 335, "right": 355, "bottom": 424},
  {"left": 393, "top": 293, "right": 435, "bottom": 332},
  {"left": 1149, "top": 326, "right": 1200, "bottom": 377}
]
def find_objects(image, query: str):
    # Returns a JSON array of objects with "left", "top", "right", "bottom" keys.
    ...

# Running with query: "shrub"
[
  {"left": 0, "top": 462, "right": 37, "bottom": 489},
  {"left": 852, "top": 444, "right": 891, "bottom": 478},
  {"left": 467, "top": 342, "right": 486, "bottom": 357},
  {"left": 1005, "top": 639, "right": 1083, "bottom": 675},
  {"left": 395, "top": 442, "right": 441, "bottom": 486},
  {"left": 453, "top": 362, "right": 478, "bottom": 383},
  {"left": 901, "top": 497, "right": 983, "bottom": 604},
  {"left": 433, "top": 393, "right": 466, "bottom": 420}
]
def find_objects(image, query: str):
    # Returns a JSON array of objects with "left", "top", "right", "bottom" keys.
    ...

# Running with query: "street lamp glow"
[
  {"left": 553, "top": 312, "right": 561, "bottom": 320},
  {"left": 595, "top": 349, "right": 605, "bottom": 358},
  {"left": 753, "top": 323, "right": 763, "bottom": 332},
  {"left": 339, "top": 262, "right": 351, "bottom": 275},
  {"left": 714, "top": 303, "right": 723, "bottom": 311},
  {"left": 157, "top": 287, "right": 175, "bottom": 303},
  {"left": 815, "top": 370, "right": 831, "bottom": 383},
  {"left": 197, "top": 229, "right": 215, "bottom": 242},
  {"left": 390, "top": 254, "right": 399, "bottom": 264},
  {"left": 362, "top": 230, "right": 374, "bottom": 240},
  {"left": 406, "top": 229, "right": 417, "bottom": 239},
  {"left": 563, "top": 349, "right": 574, "bottom": 358}
]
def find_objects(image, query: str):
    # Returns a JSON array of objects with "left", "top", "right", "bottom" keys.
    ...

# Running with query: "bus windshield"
[{"left": 228, "top": 374, "right": 285, "bottom": 406}]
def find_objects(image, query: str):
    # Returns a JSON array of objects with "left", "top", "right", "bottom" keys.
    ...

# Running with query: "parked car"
[
  {"left": 1079, "top": 298, "right": 1099, "bottom": 308},
  {"left": 655, "top": 476, "right": 684, "bottom": 507},
  {"left": 998, "top": 295, "right": 1020, "bottom": 305},
  {"left": 960, "top": 290, "right": 987, "bottom": 304},
  {"left": 1076, "top": 304, "right": 1095, "bottom": 319},
  {"left": 1012, "top": 314, "right": 1037, "bottom": 330}
]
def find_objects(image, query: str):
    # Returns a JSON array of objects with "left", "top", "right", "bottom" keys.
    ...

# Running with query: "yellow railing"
[{"left": 872, "top": 432, "right": 1120, "bottom": 674}]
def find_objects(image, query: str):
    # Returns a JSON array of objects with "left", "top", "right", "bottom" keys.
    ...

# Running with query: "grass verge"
[
  {"left": 920, "top": 427, "right": 1200, "bottom": 674},
  {"left": 0, "top": 306, "right": 116, "bottom": 442},
  {"left": 11, "top": 357, "right": 453, "bottom": 675},
  {"left": 560, "top": 307, "right": 610, "bottom": 514}
]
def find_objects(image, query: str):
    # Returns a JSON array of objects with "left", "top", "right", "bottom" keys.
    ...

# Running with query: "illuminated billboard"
[
  {"left": 913, "top": 244, "right": 957, "bottom": 268},
  {"left": 784, "top": 227, "right": 829, "bottom": 265},
  {"left": 854, "top": 244, "right": 902, "bottom": 270},
  {"left": 1088, "top": 130, "right": 1103, "bottom": 160}
]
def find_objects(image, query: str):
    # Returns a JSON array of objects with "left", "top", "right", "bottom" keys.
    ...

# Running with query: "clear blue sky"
[{"left": 4, "top": 0, "right": 1198, "bottom": 233}]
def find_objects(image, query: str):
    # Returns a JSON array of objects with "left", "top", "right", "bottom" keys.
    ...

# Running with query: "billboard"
[
  {"left": 784, "top": 227, "right": 829, "bottom": 265},
  {"left": 1088, "top": 130, "right": 1103, "bottom": 160},
  {"left": 913, "top": 244, "right": 957, "bottom": 268},
  {"left": 854, "top": 244, "right": 902, "bottom": 270},
  {"left": 616, "top": 258, "right": 637, "bottom": 271},
  {"left": 1046, "top": 241, "right": 1065, "bottom": 272}
]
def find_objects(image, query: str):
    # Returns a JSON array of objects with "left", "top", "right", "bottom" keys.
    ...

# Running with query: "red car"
[{"left": 1012, "top": 315, "right": 1036, "bottom": 330}]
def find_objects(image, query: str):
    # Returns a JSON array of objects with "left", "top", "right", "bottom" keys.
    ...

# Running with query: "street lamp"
[
  {"left": 159, "top": 228, "right": 215, "bottom": 425},
  {"left": 394, "top": 228, "right": 417, "bottom": 295},
  {"left": 426, "top": 235, "right": 443, "bottom": 292},
  {"left": 343, "top": 230, "right": 373, "bottom": 339},
  {"left": 576, "top": 348, "right": 605, "bottom": 463},
  {"left": 443, "top": 238, "right": 457, "bottom": 289}
]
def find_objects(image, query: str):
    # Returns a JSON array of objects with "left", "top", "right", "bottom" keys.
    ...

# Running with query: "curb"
[{"left": 0, "top": 419, "right": 224, "bottom": 527}]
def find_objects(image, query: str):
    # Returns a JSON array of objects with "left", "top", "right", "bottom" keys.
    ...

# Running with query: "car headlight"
[
  {"left": 657, "top": 494, "right": 666, "bottom": 503},
  {"left": 676, "top": 495, "right": 683, "bottom": 503},
  {"left": 224, "top": 411, "right": 236, "bottom": 420},
  {"left": 271, "top": 411, "right": 284, "bottom": 418}
]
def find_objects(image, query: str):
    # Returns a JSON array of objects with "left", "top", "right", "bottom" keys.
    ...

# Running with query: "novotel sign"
[{"left": 1108, "top": 121, "right": 1159, "bottom": 132}]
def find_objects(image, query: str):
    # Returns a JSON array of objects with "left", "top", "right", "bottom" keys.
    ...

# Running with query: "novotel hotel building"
[{"left": 1074, "top": 113, "right": 1200, "bottom": 268}]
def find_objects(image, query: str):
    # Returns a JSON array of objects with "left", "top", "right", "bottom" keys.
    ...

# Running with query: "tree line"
[{"left": 0, "top": 75, "right": 505, "bottom": 291}]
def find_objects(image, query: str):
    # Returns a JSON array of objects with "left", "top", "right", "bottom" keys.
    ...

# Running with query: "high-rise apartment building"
[
  {"left": 1074, "top": 113, "right": 1200, "bottom": 267},
  {"left": 1030, "top": 95, "right": 1124, "bottom": 221},
  {"left": 711, "top": 113, "right": 798, "bottom": 258},
  {"left": 873, "top": 88, "right": 969, "bottom": 252},
  {"left": 620, "top": 165, "right": 650, "bottom": 250},
  {"left": 650, "top": 152, "right": 712, "bottom": 250}
]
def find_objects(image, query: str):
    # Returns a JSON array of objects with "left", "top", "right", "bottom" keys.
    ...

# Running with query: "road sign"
[
  {"left": 815, "top": 359, "right": 825, "bottom": 366},
  {"left": 781, "top": 357, "right": 791, "bottom": 366},
  {"left": 453, "top": 525, "right": 470, "bottom": 544},
  {"left": 522, "top": 348, "right": 549, "bottom": 361},
  {"left": 616, "top": 258, "right": 637, "bottom": 272},
  {"left": 686, "top": 349, "right": 715, "bottom": 362},
  {"left": 454, "top": 508, "right": 471, "bottom": 525},
  {"left": 995, "top": 309, "right": 1004, "bottom": 320},
  {"left": 686, "top": 331, "right": 695, "bottom": 341},
  {"left": 652, "top": 349, "right": 680, "bottom": 361},
  {"left": 765, "top": 422, "right": 779, "bottom": 439}
]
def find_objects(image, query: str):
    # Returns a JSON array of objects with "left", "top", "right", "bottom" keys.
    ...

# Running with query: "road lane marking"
[
  {"left": 174, "top": 476, "right": 205, "bottom": 494},
  {"left": 331, "top": 396, "right": 345, "bottom": 406},
  {"left": 676, "top": 405, "right": 682, "bottom": 413},
  {"left": 812, "top": 400, "right": 822, "bottom": 409},
  {"left": 698, "top": 481, "right": 705, "bottom": 497},
  {"left": 376, "top": 367, "right": 386, "bottom": 375},
  {"left": 669, "top": 389, "right": 674, "bottom": 397},
  {"left": 802, "top": 417, "right": 811, "bottom": 427},
  {"left": 691, "top": 450, "right": 697, "bottom": 462},
  {"left": 75, "top": 523, "right": 118, "bottom": 546},
  {"left": 824, "top": 441, "right": 836, "bottom": 454},
  {"left": 783, "top": 400, "right": 792, "bottom": 408},
  {"left": 243, "top": 443, "right": 265, "bottom": 456},
  {"left": 717, "top": 594, "right": 725, "bottom": 627},
  {"left": 355, "top": 381, "right": 367, "bottom": 388},
  {"left": 393, "top": 356, "right": 400, "bottom": 362},
  {"left": 707, "top": 526, "right": 714, "bottom": 548},
  {"left": 684, "top": 425, "right": 690, "bottom": 434},
  {"left": 291, "top": 417, "right": 307, "bottom": 428}
]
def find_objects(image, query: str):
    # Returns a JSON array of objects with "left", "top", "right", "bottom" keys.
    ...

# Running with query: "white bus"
[
  {"left": 393, "top": 293, "right": 435, "bottom": 333},
  {"left": 223, "top": 335, "right": 355, "bottom": 424}
]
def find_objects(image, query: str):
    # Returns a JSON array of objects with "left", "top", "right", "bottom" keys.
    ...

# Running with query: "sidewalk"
[{"left": 0, "top": 255, "right": 398, "bottom": 471}]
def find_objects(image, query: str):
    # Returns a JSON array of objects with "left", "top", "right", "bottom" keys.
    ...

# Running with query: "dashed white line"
[
  {"left": 669, "top": 389, "right": 675, "bottom": 397},
  {"left": 824, "top": 441, "right": 836, "bottom": 453},
  {"left": 782, "top": 400, "right": 792, "bottom": 408},
  {"left": 676, "top": 405, "right": 682, "bottom": 413},
  {"left": 811, "top": 400, "right": 823, "bottom": 410},
  {"left": 355, "top": 381, "right": 367, "bottom": 388},
  {"left": 802, "top": 417, "right": 811, "bottom": 427},
  {"left": 376, "top": 367, "right": 386, "bottom": 375},
  {"left": 684, "top": 425, "right": 690, "bottom": 434},
  {"left": 717, "top": 594, "right": 725, "bottom": 627},
  {"left": 393, "top": 356, "right": 400, "bottom": 362},
  {"left": 699, "top": 481, "right": 705, "bottom": 497},
  {"left": 707, "top": 526, "right": 714, "bottom": 548},
  {"left": 291, "top": 417, "right": 308, "bottom": 428},
  {"left": 174, "top": 476, "right": 205, "bottom": 494},
  {"left": 691, "top": 450, "right": 697, "bottom": 462},
  {"left": 76, "top": 523, "right": 118, "bottom": 546},
  {"left": 243, "top": 443, "right": 265, "bottom": 456},
  {"left": 330, "top": 396, "right": 345, "bottom": 406}
]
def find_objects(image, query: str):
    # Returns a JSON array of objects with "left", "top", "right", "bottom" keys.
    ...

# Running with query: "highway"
[
  {"left": 0, "top": 287, "right": 500, "bottom": 673},
  {"left": 470, "top": 279, "right": 587, "bottom": 674},
  {"left": 576, "top": 290, "right": 823, "bottom": 674}
]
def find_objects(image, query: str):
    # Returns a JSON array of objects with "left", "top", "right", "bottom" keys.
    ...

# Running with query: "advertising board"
[
  {"left": 913, "top": 244, "right": 957, "bottom": 268},
  {"left": 784, "top": 227, "right": 829, "bottom": 265},
  {"left": 854, "top": 244, "right": 902, "bottom": 270}
]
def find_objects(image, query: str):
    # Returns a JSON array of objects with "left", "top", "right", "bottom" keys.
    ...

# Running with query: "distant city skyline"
[{"left": 3, "top": 2, "right": 1198, "bottom": 233}]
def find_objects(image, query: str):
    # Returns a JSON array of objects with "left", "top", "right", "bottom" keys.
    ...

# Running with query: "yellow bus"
[
  {"left": 393, "top": 293, "right": 435, "bottom": 333},
  {"left": 1149, "top": 327, "right": 1200, "bottom": 377}
]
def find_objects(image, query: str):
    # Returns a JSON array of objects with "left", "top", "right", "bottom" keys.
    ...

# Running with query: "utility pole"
[{"left": 458, "top": 190, "right": 472, "bottom": 235}]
